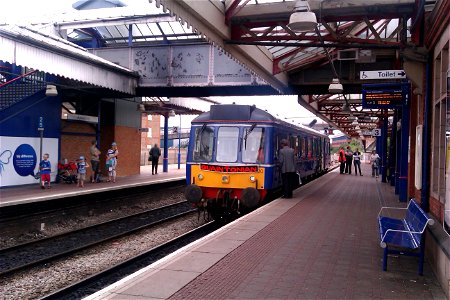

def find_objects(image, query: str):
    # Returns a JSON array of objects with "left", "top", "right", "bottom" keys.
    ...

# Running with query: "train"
[{"left": 184, "top": 104, "right": 331, "bottom": 219}]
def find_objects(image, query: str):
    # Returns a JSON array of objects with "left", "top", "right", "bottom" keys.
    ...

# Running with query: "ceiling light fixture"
[
  {"left": 288, "top": 0, "right": 318, "bottom": 32},
  {"left": 45, "top": 84, "right": 58, "bottom": 96},
  {"left": 328, "top": 78, "right": 343, "bottom": 93}
]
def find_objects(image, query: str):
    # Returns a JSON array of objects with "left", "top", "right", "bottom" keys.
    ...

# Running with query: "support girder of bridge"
[{"left": 91, "top": 44, "right": 281, "bottom": 97}]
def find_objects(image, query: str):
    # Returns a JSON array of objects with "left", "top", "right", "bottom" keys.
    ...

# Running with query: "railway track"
[
  {"left": 41, "top": 222, "right": 217, "bottom": 300},
  {"left": 0, "top": 179, "right": 186, "bottom": 222},
  {"left": 0, "top": 201, "right": 196, "bottom": 276}
]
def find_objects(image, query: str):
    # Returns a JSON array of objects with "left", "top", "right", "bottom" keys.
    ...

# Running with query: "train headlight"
[
  {"left": 222, "top": 175, "right": 229, "bottom": 184},
  {"left": 249, "top": 176, "right": 256, "bottom": 182},
  {"left": 197, "top": 174, "right": 204, "bottom": 181}
]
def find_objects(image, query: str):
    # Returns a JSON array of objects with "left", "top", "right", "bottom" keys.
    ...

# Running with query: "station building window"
[{"left": 431, "top": 40, "right": 449, "bottom": 219}]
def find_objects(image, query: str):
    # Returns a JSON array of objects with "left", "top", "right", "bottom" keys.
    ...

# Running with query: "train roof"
[{"left": 192, "top": 104, "right": 328, "bottom": 139}]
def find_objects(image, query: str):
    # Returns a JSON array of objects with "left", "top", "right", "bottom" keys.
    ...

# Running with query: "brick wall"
[
  {"left": 141, "top": 114, "right": 161, "bottom": 151},
  {"left": 429, "top": 196, "right": 444, "bottom": 222},
  {"left": 61, "top": 120, "right": 96, "bottom": 163},
  {"left": 113, "top": 125, "right": 141, "bottom": 176}
]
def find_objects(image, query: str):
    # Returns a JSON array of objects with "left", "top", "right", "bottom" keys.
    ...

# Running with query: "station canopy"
[{"left": 13, "top": 0, "right": 437, "bottom": 136}]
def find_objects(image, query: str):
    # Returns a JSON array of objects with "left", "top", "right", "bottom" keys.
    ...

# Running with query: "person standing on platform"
[
  {"left": 345, "top": 146, "right": 353, "bottom": 174},
  {"left": 338, "top": 147, "right": 346, "bottom": 174},
  {"left": 353, "top": 148, "right": 363, "bottom": 176},
  {"left": 370, "top": 150, "right": 381, "bottom": 178},
  {"left": 279, "top": 139, "right": 295, "bottom": 198},
  {"left": 106, "top": 142, "right": 119, "bottom": 182},
  {"left": 39, "top": 153, "right": 51, "bottom": 189},
  {"left": 149, "top": 143, "right": 161, "bottom": 175},
  {"left": 90, "top": 140, "right": 101, "bottom": 183},
  {"left": 76, "top": 156, "right": 89, "bottom": 188}
]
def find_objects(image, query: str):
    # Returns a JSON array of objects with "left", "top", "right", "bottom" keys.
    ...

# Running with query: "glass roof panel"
[
  {"left": 158, "top": 22, "right": 176, "bottom": 35},
  {"left": 116, "top": 25, "right": 130, "bottom": 38},
  {"left": 169, "top": 22, "right": 188, "bottom": 36},
  {"left": 147, "top": 23, "right": 163, "bottom": 36}
]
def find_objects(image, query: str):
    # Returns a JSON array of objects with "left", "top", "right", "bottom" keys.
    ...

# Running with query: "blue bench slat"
[{"left": 379, "top": 216, "right": 419, "bottom": 249}]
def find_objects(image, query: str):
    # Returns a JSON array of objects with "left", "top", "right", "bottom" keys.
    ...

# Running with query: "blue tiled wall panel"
[{"left": 0, "top": 90, "right": 61, "bottom": 138}]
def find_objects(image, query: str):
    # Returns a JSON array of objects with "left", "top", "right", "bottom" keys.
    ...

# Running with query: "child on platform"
[
  {"left": 39, "top": 153, "right": 51, "bottom": 189},
  {"left": 76, "top": 156, "right": 90, "bottom": 188}
]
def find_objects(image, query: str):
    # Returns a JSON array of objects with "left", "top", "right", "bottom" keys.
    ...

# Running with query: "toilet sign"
[{"left": 360, "top": 70, "right": 406, "bottom": 80}]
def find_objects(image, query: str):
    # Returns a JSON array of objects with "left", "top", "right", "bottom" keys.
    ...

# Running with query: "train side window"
[
  {"left": 216, "top": 127, "right": 239, "bottom": 162},
  {"left": 242, "top": 127, "right": 265, "bottom": 163},
  {"left": 193, "top": 126, "right": 214, "bottom": 162},
  {"left": 307, "top": 137, "right": 313, "bottom": 158},
  {"left": 302, "top": 136, "right": 307, "bottom": 158}
]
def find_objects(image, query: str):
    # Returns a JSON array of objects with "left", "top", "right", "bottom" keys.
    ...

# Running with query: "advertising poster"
[{"left": 0, "top": 136, "right": 58, "bottom": 187}]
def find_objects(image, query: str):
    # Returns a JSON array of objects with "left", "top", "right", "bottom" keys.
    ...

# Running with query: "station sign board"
[
  {"left": 372, "top": 128, "right": 381, "bottom": 136},
  {"left": 362, "top": 82, "right": 409, "bottom": 109}
]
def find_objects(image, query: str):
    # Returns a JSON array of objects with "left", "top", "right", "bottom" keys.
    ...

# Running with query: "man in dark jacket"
[
  {"left": 149, "top": 144, "right": 161, "bottom": 175},
  {"left": 344, "top": 146, "right": 353, "bottom": 174},
  {"left": 279, "top": 139, "right": 296, "bottom": 198}
]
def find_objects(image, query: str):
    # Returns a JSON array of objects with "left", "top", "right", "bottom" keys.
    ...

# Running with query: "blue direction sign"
[
  {"left": 38, "top": 116, "right": 44, "bottom": 129},
  {"left": 362, "top": 82, "right": 409, "bottom": 109}
]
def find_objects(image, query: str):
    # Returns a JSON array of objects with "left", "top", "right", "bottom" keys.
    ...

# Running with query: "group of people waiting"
[
  {"left": 87, "top": 140, "right": 119, "bottom": 185},
  {"left": 38, "top": 141, "right": 120, "bottom": 189},
  {"left": 338, "top": 146, "right": 363, "bottom": 176},
  {"left": 338, "top": 147, "right": 381, "bottom": 178}
]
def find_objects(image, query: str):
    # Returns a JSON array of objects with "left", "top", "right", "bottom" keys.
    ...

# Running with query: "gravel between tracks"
[
  {"left": 0, "top": 187, "right": 185, "bottom": 248},
  {"left": 0, "top": 186, "right": 209, "bottom": 299},
  {"left": 0, "top": 213, "right": 207, "bottom": 300}
]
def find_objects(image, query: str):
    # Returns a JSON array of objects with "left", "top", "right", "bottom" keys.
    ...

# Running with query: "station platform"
[
  {"left": 0, "top": 164, "right": 186, "bottom": 208},
  {"left": 86, "top": 164, "right": 446, "bottom": 300}
]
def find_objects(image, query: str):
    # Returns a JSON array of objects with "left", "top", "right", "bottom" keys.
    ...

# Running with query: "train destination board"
[{"left": 362, "top": 82, "right": 409, "bottom": 109}]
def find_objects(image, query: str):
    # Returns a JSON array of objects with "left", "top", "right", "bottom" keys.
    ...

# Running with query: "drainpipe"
[
  {"left": 390, "top": 112, "right": 397, "bottom": 186},
  {"left": 399, "top": 83, "right": 410, "bottom": 202},
  {"left": 395, "top": 109, "right": 401, "bottom": 195},
  {"left": 163, "top": 113, "right": 169, "bottom": 172},
  {"left": 420, "top": 62, "right": 431, "bottom": 211},
  {"left": 381, "top": 115, "right": 388, "bottom": 183}
]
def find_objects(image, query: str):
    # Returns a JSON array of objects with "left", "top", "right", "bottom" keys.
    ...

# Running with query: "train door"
[{"left": 272, "top": 129, "right": 282, "bottom": 186}]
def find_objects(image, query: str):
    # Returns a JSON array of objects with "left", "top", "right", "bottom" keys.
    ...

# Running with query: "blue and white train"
[{"left": 184, "top": 104, "right": 331, "bottom": 218}]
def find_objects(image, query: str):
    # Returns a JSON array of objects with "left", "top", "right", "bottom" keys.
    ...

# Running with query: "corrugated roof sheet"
[{"left": 0, "top": 24, "right": 138, "bottom": 94}]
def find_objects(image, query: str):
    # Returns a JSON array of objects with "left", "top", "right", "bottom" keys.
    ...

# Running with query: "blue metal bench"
[{"left": 378, "top": 199, "right": 434, "bottom": 275}]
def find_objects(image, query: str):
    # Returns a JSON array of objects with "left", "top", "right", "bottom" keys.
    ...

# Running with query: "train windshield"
[
  {"left": 242, "top": 127, "right": 265, "bottom": 163},
  {"left": 216, "top": 127, "right": 239, "bottom": 162},
  {"left": 193, "top": 125, "right": 214, "bottom": 161}
]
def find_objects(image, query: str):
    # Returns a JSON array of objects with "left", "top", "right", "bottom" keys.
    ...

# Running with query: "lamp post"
[{"left": 178, "top": 114, "right": 181, "bottom": 169}]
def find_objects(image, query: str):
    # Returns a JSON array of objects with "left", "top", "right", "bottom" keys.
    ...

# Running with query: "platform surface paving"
[{"left": 86, "top": 164, "right": 446, "bottom": 300}]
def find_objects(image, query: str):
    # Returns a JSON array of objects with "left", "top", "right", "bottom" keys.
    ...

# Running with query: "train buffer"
[{"left": 378, "top": 199, "right": 434, "bottom": 275}]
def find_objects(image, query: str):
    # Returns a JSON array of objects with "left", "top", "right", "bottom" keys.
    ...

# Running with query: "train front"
[{"left": 184, "top": 105, "right": 271, "bottom": 219}]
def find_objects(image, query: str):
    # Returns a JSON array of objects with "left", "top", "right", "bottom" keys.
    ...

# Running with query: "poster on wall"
[{"left": 0, "top": 136, "right": 58, "bottom": 187}]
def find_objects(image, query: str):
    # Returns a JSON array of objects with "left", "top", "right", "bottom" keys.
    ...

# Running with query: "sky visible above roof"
[{"left": 0, "top": 0, "right": 151, "bottom": 24}]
